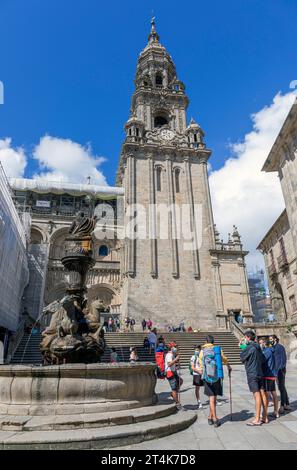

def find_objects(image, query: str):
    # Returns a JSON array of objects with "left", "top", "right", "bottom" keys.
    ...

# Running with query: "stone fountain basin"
[{"left": 0, "top": 363, "right": 157, "bottom": 416}]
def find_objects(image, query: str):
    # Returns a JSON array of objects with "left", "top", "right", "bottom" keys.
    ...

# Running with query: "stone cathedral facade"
[
  {"left": 11, "top": 21, "right": 252, "bottom": 330},
  {"left": 117, "top": 20, "right": 252, "bottom": 329}
]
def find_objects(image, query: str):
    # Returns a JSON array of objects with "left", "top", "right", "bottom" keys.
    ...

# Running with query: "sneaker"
[
  {"left": 217, "top": 400, "right": 223, "bottom": 406},
  {"left": 176, "top": 403, "right": 184, "bottom": 411},
  {"left": 284, "top": 405, "right": 292, "bottom": 411},
  {"left": 197, "top": 400, "right": 203, "bottom": 409}
]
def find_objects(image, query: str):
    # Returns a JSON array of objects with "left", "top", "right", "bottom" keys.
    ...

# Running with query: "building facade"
[
  {"left": 117, "top": 20, "right": 252, "bottom": 329},
  {"left": 0, "top": 164, "right": 29, "bottom": 357},
  {"left": 9, "top": 21, "right": 253, "bottom": 330},
  {"left": 258, "top": 98, "right": 297, "bottom": 354}
]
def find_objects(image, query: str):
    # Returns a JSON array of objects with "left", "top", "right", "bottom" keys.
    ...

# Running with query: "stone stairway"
[
  {"left": 11, "top": 333, "right": 43, "bottom": 365},
  {"left": 10, "top": 331, "right": 241, "bottom": 366},
  {"left": 103, "top": 331, "right": 242, "bottom": 366},
  {"left": 0, "top": 403, "right": 197, "bottom": 449}
]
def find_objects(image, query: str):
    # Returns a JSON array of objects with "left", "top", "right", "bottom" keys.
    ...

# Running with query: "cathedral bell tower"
[{"left": 117, "top": 19, "right": 218, "bottom": 328}]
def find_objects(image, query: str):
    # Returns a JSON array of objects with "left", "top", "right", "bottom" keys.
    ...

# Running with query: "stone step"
[
  {"left": 10, "top": 331, "right": 242, "bottom": 365},
  {"left": 0, "top": 403, "right": 177, "bottom": 432},
  {"left": 0, "top": 409, "right": 197, "bottom": 450}
]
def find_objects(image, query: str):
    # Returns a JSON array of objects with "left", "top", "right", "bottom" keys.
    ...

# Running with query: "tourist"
[
  {"left": 130, "top": 318, "right": 136, "bottom": 332},
  {"left": 178, "top": 321, "right": 185, "bottom": 332},
  {"left": 157, "top": 335, "right": 166, "bottom": 349},
  {"left": 190, "top": 345, "right": 204, "bottom": 409},
  {"left": 129, "top": 347, "right": 138, "bottom": 363},
  {"left": 198, "top": 335, "right": 231, "bottom": 427},
  {"left": 155, "top": 340, "right": 166, "bottom": 379},
  {"left": 143, "top": 336, "right": 150, "bottom": 349},
  {"left": 110, "top": 347, "right": 119, "bottom": 363},
  {"left": 124, "top": 317, "right": 130, "bottom": 332},
  {"left": 142, "top": 319, "right": 147, "bottom": 331},
  {"left": 240, "top": 330, "right": 266, "bottom": 426},
  {"left": 115, "top": 317, "right": 121, "bottom": 332},
  {"left": 261, "top": 339, "right": 278, "bottom": 420},
  {"left": 108, "top": 317, "right": 113, "bottom": 332},
  {"left": 147, "top": 318, "right": 153, "bottom": 331},
  {"left": 148, "top": 329, "right": 157, "bottom": 353},
  {"left": 165, "top": 342, "right": 183, "bottom": 408},
  {"left": 269, "top": 335, "right": 291, "bottom": 414}
]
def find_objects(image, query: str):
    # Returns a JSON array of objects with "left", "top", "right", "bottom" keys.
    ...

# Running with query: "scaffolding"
[{"left": 0, "top": 163, "right": 29, "bottom": 331}]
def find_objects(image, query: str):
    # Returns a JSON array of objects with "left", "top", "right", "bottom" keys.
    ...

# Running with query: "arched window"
[
  {"left": 175, "top": 169, "right": 180, "bottom": 193},
  {"left": 99, "top": 245, "right": 109, "bottom": 257},
  {"left": 155, "top": 74, "right": 163, "bottom": 87},
  {"left": 156, "top": 167, "right": 162, "bottom": 192},
  {"left": 154, "top": 116, "right": 168, "bottom": 128}
]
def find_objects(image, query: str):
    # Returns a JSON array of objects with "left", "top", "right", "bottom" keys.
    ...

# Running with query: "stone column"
[
  {"left": 200, "top": 153, "right": 216, "bottom": 247},
  {"left": 166, "top": 156, "right": 179, "bottom": 277},
  {"left": 184, "top": 156, "right": 200, "bottom": 279},
  {"left": 238, "top": 257, "right": 253, "bottom": 323},
  {"left": 148, "top": 155, "right": 157, "bottom": 277},
  {"left": 126, "top": 154, "right": 136, "bottom": 277}
]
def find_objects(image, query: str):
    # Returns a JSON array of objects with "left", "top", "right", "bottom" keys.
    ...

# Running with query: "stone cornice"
[{"left": 262, "top": 98, "right": 297, "bottom": 172}]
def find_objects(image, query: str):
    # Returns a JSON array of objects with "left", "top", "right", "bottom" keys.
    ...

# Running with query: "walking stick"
[{"left": 228, "top": 368, "right": 233, "bottom": 421}]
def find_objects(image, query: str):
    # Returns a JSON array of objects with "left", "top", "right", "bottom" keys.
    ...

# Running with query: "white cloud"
[
  {"left": 0, "top": 138, "right": 27, "bottom": 177},
  {"left": 33, "top": 136, "right": 107, "bottom": 185},
  {"left": 209, "top": 91, "right": 296, "bottom": 270}
]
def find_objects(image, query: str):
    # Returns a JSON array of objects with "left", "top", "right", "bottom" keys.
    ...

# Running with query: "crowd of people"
[
  {"left": 106, "top": 315, "right": 291, "bottom": 428},
  {"left": 162, "top": 331, "right": 291, "bottom": 427}
]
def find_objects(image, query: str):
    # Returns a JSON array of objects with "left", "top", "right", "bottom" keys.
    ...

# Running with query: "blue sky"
[
  {"left": 1, "top": 0, "right": 297, "bottom": 270},
  {"left": 1, "top": 0, "right": 296, "bottom": 185}
]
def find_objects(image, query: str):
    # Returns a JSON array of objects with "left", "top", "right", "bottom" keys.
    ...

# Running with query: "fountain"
[
  {"left": 40, "top": 211, "right": 105, "bottom": 365},
  {"left": 0, "top": 211, "right": 196, "bottom": 449},
  {"left": 0, "top": 211, "right": 158, "bottom": 417}
]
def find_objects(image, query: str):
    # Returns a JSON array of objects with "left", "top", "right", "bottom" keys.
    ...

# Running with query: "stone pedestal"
[{"left": 0, "top": 363, "right": 157, "bottom": 416}]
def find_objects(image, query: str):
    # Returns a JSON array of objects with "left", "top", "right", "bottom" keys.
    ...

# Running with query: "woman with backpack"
[{"left": 198, "top": 335, "right": 232, "bottom": 427}]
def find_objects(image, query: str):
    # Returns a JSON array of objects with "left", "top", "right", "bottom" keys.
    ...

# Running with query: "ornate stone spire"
[{"left": 148, "top": 16, "right": 160, "bottom": 44}]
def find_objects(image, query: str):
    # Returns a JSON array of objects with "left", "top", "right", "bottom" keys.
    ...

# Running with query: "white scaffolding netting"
[
  {"left": 0, "top": 166, "right": 29, "bottom": 331},
  {"left": 9, "top": 178, "right": 125, "bottom": 198}
]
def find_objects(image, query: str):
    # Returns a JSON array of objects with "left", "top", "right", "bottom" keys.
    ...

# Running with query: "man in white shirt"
[
  {"left": 165, "top": 342, "right": 183, "bottom": 409},
  {"left": 190, "top": 345, "right": 204, "bottom": 409}
]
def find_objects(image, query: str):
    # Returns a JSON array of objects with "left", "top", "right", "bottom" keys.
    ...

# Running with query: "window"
[
  {"left": 156, "top": 167, "right": 162, "bottom": 192},
  {"left": 99, "top": 245, "right": 109, "bottom": 257},
  {"left": 175, "top": 169, "right": 180, "bottom": 193},
  {"left": 289, "top": 295, "right": 297, "bottom": 313},
  {"left": 155, "top": 74, "right": 163, "bottom": 86},
  {"left": 279, "top": 237, "right": 287, "bottom": 260},
  {"left": 154, "top": 116, "right": 168, "bottom": 128}
]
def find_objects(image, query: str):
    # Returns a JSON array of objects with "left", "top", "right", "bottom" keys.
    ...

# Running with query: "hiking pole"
[{"left": 228, "top": 368, "right": 233, "bottom": 421}]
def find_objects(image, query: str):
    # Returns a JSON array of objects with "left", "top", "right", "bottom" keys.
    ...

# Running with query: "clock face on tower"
[{"left": 160, "top": 129, "right": 175, "bottom": 141}]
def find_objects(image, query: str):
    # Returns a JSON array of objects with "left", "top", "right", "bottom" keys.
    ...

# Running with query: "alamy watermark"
[{"left": 92, "top": 200, "right": 203, "bottom": 251}]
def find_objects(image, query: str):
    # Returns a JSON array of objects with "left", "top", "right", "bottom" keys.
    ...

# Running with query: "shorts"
[
  {"left": 263, "top": 378, "right": 276, "bottom": 392},
  {"left": 247, "top": 377, "right": 264, "bottom": 393},
  {"left": 204, "top": 379, "right": 223, "bottom": 397},
  {"left": 167, "top": 373, "right": 181, "bottom": 391},
  {"left": 193, "top": 374, "right": 204, "bottom": 387}
]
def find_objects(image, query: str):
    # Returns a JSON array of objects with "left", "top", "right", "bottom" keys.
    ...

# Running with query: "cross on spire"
[{"left": 148, "top": 15, "right": 159, "bottom": 44}]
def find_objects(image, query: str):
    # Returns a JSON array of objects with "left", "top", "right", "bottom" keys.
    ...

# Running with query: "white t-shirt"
[
  {"left": 190, "top": 354, "right": 200, "bottom": 376},
  {"left": 165, "top": 351, "right": 176, "bottom": 373}
]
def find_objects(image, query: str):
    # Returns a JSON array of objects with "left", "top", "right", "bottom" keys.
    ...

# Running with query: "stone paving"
[{"left": 117, "top": 364, "right": 297, "bottom": 450}]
